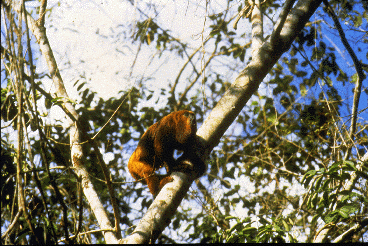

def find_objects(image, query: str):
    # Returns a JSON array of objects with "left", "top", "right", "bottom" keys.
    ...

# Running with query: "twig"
[
  {"left": 1, "top": 210, "right": 22, "bottom": 240},
  {"left": 233, "top": 2, "right": 252, "bottom": 30},
  {"left": 58, "top": 228, "right": 116, "bottom": 243},
  {"left": 322, "top": 0, "right": 366, "bottom": 160}
]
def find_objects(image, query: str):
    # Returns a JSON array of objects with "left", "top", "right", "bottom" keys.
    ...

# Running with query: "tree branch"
[
  {"left": 124, "top": 0, "right": 323, "bottom": 242},
  {"left": 270, "top": 0, "right": 296, "bottom": 44},
  {"left": 197, "top": 0, "right": 323, "bottom": 153},
  {"left": 7, "top": 1, "right": 120, "bottom": 243},
  {"left": 332, "top": 217, "right": 368, "bottom": 243},
  {"left": 123, "top": 172, "right": 193, "bottom": 243},
  {"left": 322, "top": 0, "right": 366, "bottom": 161},
  {"left": 251, "top": 0, "right": 263, "bottom": 58}
]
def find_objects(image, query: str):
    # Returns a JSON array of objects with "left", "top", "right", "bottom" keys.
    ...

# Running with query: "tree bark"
[{"left": 124, "top": 0, "right": 323, "bottom": 243}]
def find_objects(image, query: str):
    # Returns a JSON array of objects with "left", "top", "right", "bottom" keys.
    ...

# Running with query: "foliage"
[{"left": 1, "top": 0, "right": 367, "bottom": 244}]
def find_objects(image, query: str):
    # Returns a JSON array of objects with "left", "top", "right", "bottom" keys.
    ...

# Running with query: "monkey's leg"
[{"left": 128, "top": 158, "right": 173, "bottom": 196}]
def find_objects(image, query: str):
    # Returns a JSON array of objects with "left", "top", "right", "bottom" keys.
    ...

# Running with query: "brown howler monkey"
[{"left": 128, "top": 110, "right": 206, "bottom": 197}]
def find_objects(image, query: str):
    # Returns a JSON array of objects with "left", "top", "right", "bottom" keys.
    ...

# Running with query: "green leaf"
[
  {"left": 302, "top": 170, "right": 317, "bottom": 186},
  {"left": 288, "top": 233, "right": 296, "bottom": 243},
  {"left": 340, "top": 204, "right": 359, "bottom": 216},
  {"left": 300, "top": 84, "right": 307, "bottom": 96},
  {"left": 77, "top": 81, "right": 86, "bottom": 91},
  {"left": 254, "top": 106, "right": 260, "bottom": 114},
  {"left": 354, "top": 15, "right": 362, "bottom": 27},
  {"left": 325, "top": 76, "right": 333, "bottom": 86},
  {"left": 306, "top": 170, "right": 317, "bottom": 176},
  {"left": 337, "top": 172, "right": 350, "bottom": 180},
  {"left": 225, "top": 216, "right": 238, "bottom": 221},
  {"left": 282, "top": 220, "right": 289, "bottom": 231},
  {"left": 337, "top": 208, "right": 349, "bottom": 218},
  {"left": 324, "top": 212, "right": 338, "bottom": 224},
  {"left": 242, "top": 227, "right": 257, "bottom": 232},
  {"left": 328, "top": 161, "right": 340, "bottom": 174},
  {"left": 315, "top": 176, "right": 323, "bottom": 191},
  {"left": 311, "top": 193, "right": 319, "bottom": 208},
  {"left": 321, "top": 178, "right": 331, "bottom": 191},
  {"left": 342, "top": 161, "right": 357, "bottom": 171},
  {"left": 303, "top": 176, "right": 313, "bottom": 188}
]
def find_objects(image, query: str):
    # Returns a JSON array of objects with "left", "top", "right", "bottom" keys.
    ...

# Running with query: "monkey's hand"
[{"left": 172, "top": 154, "right": 206, "bottom": 179}]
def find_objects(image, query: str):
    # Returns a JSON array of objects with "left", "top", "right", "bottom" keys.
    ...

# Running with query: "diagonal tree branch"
[
  {"left": 332, "top": 216, "right": 368, "bottom": 243},
  {"left": 197, "top": 0, "right": 323, "bottom": 153},
  {"left": 270, "top": 0, "right": 296, "bottom": 44},
  {"left": 123, "top": 0, "right": 323, "bottom": 243},
  {"left": 5, "top": 0, "right": 120, "bottom": 243}
]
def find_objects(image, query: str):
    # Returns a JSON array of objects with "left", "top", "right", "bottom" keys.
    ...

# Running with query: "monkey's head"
[{"left": 171, "top": 110, "right": 197, "bottom": 144}]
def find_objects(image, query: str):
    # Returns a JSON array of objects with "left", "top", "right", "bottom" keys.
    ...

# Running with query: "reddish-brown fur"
[{"left": 128, "top": 110, "right": 203, "bottom": 197}]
